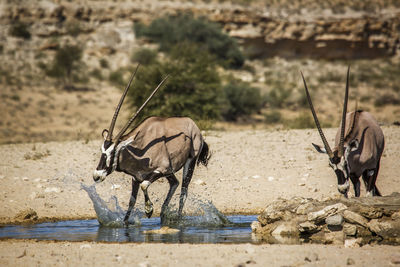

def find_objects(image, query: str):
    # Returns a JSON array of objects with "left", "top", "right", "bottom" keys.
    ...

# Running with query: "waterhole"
[
  {"left": 0, "top": 184, "right": 260, "bottom": 243},
  {"left": 0, "top": 215, "right": 257, "bottom": 243}
]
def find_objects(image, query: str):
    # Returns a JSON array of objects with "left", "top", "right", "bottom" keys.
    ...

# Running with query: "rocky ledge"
[
  {"left": 251, "top": 193, "right": 400, "bottom": 246},
  {"left": 1, "top": 1, "right": 399, "bottom": 60}
]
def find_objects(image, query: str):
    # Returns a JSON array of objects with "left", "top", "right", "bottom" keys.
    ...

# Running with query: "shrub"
[
  {"left": 285, "top": 112, "right": 315, "bottom": 129},
  {"left": 264, "top": 110, "right": 282, "bottom": 124},
  {"left": 126, "top": 43, "right": 224, "bottom": 121},
  {"left": 134, "top": 13, "right": 244, "bottom": 68},
  {"left": 99, "top": 58, "right": 109, "bottom": 68},
  {"left": 9, "top": 22, "right": 31, "bottom": 39},
  {"left": 222, "top": 79, "right": 263, "bottom": 121},
  {"left": 46, "top": 44, "right": 83, "bottom": 87},
  {"left": 109, "top": 70, "right": 125, "bottom": 87},
  {"left": 131, "top": 48, "right": 157, "bottom": 65}
]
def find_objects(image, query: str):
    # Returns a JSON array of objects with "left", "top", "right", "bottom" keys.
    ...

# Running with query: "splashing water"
[
  {"left": 81, "top": 184, "right": 142, "bottom": 227},
  {"left": 81, "top": 184, "right": 230, "bottom": 228}
]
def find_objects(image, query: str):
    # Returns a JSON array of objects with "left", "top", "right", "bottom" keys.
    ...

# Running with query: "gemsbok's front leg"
[
  {"left": 124, "top": 178, "right": 140, "bottom": 225},
  {"left": 160, "top": 174, "right": 179, "bottom": 223}
]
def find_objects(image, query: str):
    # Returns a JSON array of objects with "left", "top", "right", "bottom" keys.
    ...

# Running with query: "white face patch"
[
  {"left": 101, "top": 143, "right": 115, "bottom": 168},
  {"left": 93, "top": 169, "right": 107, "bottom": 183},
  {"left": 337, "top": 179, "right": 350, "bottom": 193}
]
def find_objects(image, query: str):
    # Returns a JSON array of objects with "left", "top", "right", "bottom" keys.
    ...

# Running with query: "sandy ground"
[{"left": 0, "top": 126, "right": 399, "bottom": 266}]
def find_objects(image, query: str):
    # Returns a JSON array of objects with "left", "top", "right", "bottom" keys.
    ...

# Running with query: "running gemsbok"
[
  {"left": 93, "top": 66, "right": 211, "bottom": 225},
  {"left": 301, "top": 66, "right": 384, "bottom": 197}
]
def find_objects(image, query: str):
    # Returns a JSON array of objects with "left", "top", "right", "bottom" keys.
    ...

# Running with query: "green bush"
[
  {"left": 285, "top": 112, "right": 315, "bottom": 129},
  {"left": 126, "top": 43, "right": 224, "bottom": 121},
  {"left": 131, "top": 48, "right": 157, "bottom": 65},
  {"left": 109, "top": 70, "right": 125, "bottom": 87},
  {"left": 46, "top": 44, "right": 83, "bottom": 87},
  {"left": 222, "top": 80, "right": 263, "bottom": 121},
  {"left": 9, "top": 22, "right": 31, "bottom": 39},
  {"left": 99, "top": 58, "right": 109, "bottom": 68},
  {"left": 134, "top": 13, "right": 244, "bottom": 68},
  {"left": 264, "top": 110, "right": 282, "bottom": 124}
]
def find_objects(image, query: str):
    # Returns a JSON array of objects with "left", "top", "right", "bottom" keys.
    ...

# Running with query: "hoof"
[
  {"left": 145, "top": 200, "right": 153, "bottom": 218},
  {"left": 145, "top": 209, "right": 153, "bottom": 218}
]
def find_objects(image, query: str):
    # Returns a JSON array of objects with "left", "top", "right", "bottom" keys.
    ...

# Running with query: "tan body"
[
  {"left": 118, "top": 117, "right": 204, "bottom": 179},
  {"left": 330, "top": 111, "right": 384, "bottom": 196},
  {"left": 334, "top": 111, "right": 384, "bottom": 178}
]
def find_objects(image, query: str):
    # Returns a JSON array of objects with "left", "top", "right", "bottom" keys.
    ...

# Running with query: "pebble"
[
  {"left": 80, "top": 244, "right": 91, "bottom": 249},
  {"left": 299, "top": 183, "right": 306, "bottom": 186},
  {"left": 194, "top": 179, "right": 206, "bottom": 186},
  {"left": 251, "top": 175, "right": 260, "bottom": 179},
  {"left": 391, "top": 254, "right": 400, "bottom": 265},
  {"left": 111, "top": 184, "right": 121, "bottom": 190},
  {"left": 22, "top": 177, "right": 29, "bottom": 181},
  {"left": 267, "top": 176, "right": 274, "bottom": 181},
  {"left": 44, "top": 187, "right": 61, "bottom": 193},
  {"left": 347, "top": 258, "right": 355, "bottom": 265}
]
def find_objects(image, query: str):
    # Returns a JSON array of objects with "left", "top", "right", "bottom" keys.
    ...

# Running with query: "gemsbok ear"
[
  {"left": 102, "top": 129, "right": 109, "bottom": 140},
  {"left": 312, "top": 143, "right": 327, "bottom": 154},
  {"left": 349, "top": 139, "right": 359, "bottom": 152}
]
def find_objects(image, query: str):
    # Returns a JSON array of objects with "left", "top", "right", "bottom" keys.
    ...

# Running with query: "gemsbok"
[
  {"left": 93, "top": 65, "right": 211, "bottom": 225},
  {"left": 301, "top": 66, "right": 384, "bottom": 198}
]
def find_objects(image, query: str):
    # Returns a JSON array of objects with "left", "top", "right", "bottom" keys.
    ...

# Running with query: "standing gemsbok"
[
  {"left": 301, "top": 66, "right": 384, "bottom": 198},
  {"left": 93, "top": 65, "right": 211, "bottom": 225}
]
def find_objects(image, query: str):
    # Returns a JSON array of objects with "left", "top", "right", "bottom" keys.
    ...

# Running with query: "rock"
[
  {"left": 296, "top": 203, "right": 314, "bottom": 215},
  {"left": 271, "top": 222, "right": 299, "bottom": 237},
  {"left": 144, "top": 226, "right": 180, "bottom": 234},
  {"left": 325, "top": 231, "right": 344, "bottom": 245},
  {"left": 368, "top": 219, "right": 400, "bottom": 237},
  {"left": 308, "top": 203, "right": 347, "bottom": 223},
  {"left": 251, "top": 221, "right": 262, "bottom": 233},
  {"left": 326, "top": 214, "right": 344, "bottom": 226},
  {"left": 15, "top": 208, "right": 38, "bottom": 221},
  {"left": 298, "top": 221, "right": 319, "bottom": 234},
  {"left": 343, "top": 223, "right": 357, "bottom": 236},
  {"left": 344, "top": 239, "right": 361, "bottom": 248},
  {"left": 343, "top": 210, "right": 368, "bottom": 227},
  {"left": 392, "top": 211, "right": 400, "bottom": 220}
]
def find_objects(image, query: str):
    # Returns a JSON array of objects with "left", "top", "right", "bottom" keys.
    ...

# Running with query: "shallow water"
[
  {"left": 0, "top": 184, "right": 260, "bottom": 244},
  {"left": 0, "top": 215, "right": 258, "bottom": 243}
]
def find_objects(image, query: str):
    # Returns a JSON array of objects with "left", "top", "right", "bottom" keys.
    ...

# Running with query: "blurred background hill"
[{"left": 1, "top": 0, "right": 399, "bottom": 144}]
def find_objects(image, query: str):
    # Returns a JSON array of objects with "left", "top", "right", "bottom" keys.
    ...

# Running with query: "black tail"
[{"left": 197, "top": 141, "right": 211, "bottom": 167}]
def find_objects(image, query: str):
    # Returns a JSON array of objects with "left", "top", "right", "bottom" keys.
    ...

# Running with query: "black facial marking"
[
  {"left": 335, "top": 169, "right": 346, "bottom": 185},
  {"left": 103, "top": 140, "right": 113, "bottom": 150}
]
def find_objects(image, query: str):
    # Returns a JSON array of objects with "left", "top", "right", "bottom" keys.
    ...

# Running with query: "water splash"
[
  {"left": 81, "top": 184, "right": 230, "bottom": 228},
  {"left": 81, "top": 184, "right": 142, "bottom": 227}
]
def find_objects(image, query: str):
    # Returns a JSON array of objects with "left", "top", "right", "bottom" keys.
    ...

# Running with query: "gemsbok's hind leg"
[
  {"left": 124, "top": 178, "right": 140, "bottom": 225},
  {"left": 178, "top": 157, "right": 197, "bottom": 217},
  {"left": 363, "top": 160, "right": 382, "bottom": 196}
]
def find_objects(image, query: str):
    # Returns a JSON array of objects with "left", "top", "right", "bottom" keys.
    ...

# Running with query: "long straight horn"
[
  {"left": 338, "top": 66, "right": 350, "bottom": 157},
  {"left": 301, "top": 71, "right": 334, "bottom": 159},
  {"left": 113, "top": 74, "right": 170, "bottom": 143},
  {"left": 107, "top": 64, "right": 140, "bottom": 141}
]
